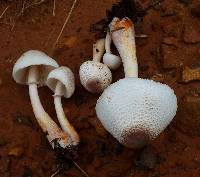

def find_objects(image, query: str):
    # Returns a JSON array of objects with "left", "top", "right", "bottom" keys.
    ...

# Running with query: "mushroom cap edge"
[
  {"left": 12, "top": 50, "right": 59, "bottom": 85},
  {"left": 47, "top": 66, "right": 75, "bottom": 98}
]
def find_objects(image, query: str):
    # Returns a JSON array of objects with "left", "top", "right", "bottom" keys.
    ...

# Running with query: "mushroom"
[
  {"left": 47, "top": 66, "right": 80, "bottom": 146},
  {"left": 95, "top": 18, "right": 177, "bottom": 148},
  {"left": 79, "top": 38, "right": 112, "bottom": 93},
  {"left": 12, "top": 50, "right": 70, "bottom": 149},
  {"left": 103, "top": 31, "right": 121, "bottom": 70}
]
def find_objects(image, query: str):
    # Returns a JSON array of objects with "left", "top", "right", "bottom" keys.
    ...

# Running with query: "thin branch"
[
  {"left": 25, "top": 0, "right": 46, "bottom": 9},
  {"left": 53, "top": 0, "right": 56, "bottom": 16},
  {"left": 72, "top": 160, "right": 89, "bottom": 177},
  {"left": 53, "top": 0, "right": 78, "bottom": 47},
  {"left": 0, "top": 6, "right": 10, "bottom": 19}
]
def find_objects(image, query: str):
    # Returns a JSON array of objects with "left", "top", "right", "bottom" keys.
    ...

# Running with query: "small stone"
[
  {"left": 191, "top": 4, "right": 200, "bottom": 17},
  {"left": 134, "top": 146, "right": 159, "bottom": 169},
  {"left": 8, "top": 146, "right": 24, "bottom": 157}
]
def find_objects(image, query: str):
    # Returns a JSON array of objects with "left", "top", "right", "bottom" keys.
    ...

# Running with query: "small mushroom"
[
  {"left": 103, "top": 31, "right": 121, "bottom": 70},
  {"left": 47, "top": 66, "right": 80, "bottom": 146},
  {"left": 96, "top": 18, "right": 177, "bottom": 148},
  {"left": 79, "top": 38, "right": 112, "bottom": 93},
  {"left": 12, "top": 50, "right": 70, "bottom": 149}
]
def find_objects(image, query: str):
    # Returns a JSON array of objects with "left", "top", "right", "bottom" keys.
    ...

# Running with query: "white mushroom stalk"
[
  {"left": 95, "top": 18, "right": 177, "bottom": 148},
  {"left": 79, "top": 39, "right": 112, "bottom": 93},
  {"left": 47, "top": 67, "right": 79, "bottom": 146},
  {"left": 110, "top": 17, "right": 138, "bottom": 77},
  {"left": 12, "top": 50, "right": 70, "bottom": 149},
  {"left": 103, "top": 31, "right": 121, "bottom": 70}
]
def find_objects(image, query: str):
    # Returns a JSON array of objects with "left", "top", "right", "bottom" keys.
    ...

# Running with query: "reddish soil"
[{"left": 0, "top": 0, "right": 200, "bottom": 177}]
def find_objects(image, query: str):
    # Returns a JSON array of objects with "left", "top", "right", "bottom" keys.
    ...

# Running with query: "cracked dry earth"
[{"left": 0, "top": 0, "right": 200, "bottom": 177}]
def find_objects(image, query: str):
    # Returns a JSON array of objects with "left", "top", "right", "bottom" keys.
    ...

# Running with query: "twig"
[
  {"left": 53, "top": 0, "right": 78, "bottom": 47},
  {"left": 72, "top": 160, "right": 89, "bottom": 177},
  {"left": 135, "top": 34, "right": 148, "bottom": 38},
  {"left": 0, "top": 6, "right": 10, "bottom": 19},
  {"left": 25, "top": 0, "right": 46, "bottom": 9},
  {"left": 50, "top": 165, "right": 64, "bottom": 177},
  {"left": 53, "top": 0, "right": 56, "bottom": 16},
  {"left": 21, "top": 0, "right": 26, "bottom": 14}
]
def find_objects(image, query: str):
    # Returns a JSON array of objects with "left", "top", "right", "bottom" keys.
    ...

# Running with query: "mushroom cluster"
[
  {"left": 95, "top": 17, "right": 177, "bottom": 148},
  {"left": 12, "top": 50, "right": 79, "bottom": 151}
]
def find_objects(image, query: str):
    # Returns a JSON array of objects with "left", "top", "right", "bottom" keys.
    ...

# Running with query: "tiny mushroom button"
[
  {"left": 12, "top": 50, "right": 70, "bottom": 149},
  {"left": 47, "top": 66, "right": 80, "bottom": 146},
  {"left": 79, "top": 38, "right": 112, "bottom": 93},
  {"left": 103, "top": 31, "right": 121, "bottom": 70}
]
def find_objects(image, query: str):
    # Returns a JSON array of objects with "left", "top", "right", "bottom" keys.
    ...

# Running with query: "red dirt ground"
[{"left": 0, "top": 0, "right": 199, "bottom": 177}]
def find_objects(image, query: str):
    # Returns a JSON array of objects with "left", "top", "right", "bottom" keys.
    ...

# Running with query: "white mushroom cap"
[
  {"left": 79, "top": 61, "right": 112, "bottom": 93},
  {"left": 47, "top": 66, "right": 75, "bottom": 98},
  {"left": 96, "top": 78, "right": 177, "bottom": 148},
  {"left": 12, "top": 50, "right": 59, "bottom": 85},
  {"left": 103, "top": 53, "right": 121, "bottom": 70}
]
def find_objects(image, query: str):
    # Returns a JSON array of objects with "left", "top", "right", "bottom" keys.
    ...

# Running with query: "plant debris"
[
  {"left": 90, "top": 0, "right": 165, "bottom": 38},
  {"left": 182, "top": 66, "right": 200, "bottom": 82}
]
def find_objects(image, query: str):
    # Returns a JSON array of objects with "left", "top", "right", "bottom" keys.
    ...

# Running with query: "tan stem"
[
  {"left": 28, "top": 66, "right": 70, "bottom": 149},
  {"left": 54, "top": 81, "right": 80, "bottom": 145},
  {"left": 110, "top": 17, "right": 138, "bottom": 78}
]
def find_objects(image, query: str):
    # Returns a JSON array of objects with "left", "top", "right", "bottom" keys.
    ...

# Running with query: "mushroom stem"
[
  {"left": 93, "top": 38, "right": 105, "bottom": 62},
  {"left": 28, "top": 66, "right": 69, "bottom": 149},
  {"left": 110, "top": 17, "right": 138, "bottom": 78},
  {"left": 105, "top": 32, "right": 111, "bottom": 53},
  {"left": 54, "top": 81, "right": 80, "bottom": 145}
]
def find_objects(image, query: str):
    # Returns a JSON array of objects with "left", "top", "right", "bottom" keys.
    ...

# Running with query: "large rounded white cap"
[
  {"left": 103, "top": 53, "right": 121, "bottom": 70},
  {"left": 79, "top": 61, "right": 112, "bottom": 93},
  {"left": 47, "top": 66, "right": 75, "bottom": 98},
  {"left": 12, "top": 50, "right": 59, "bottom": 85},
  {"left": 96, "top": 78, "right": 177, "bottom": 148}
]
